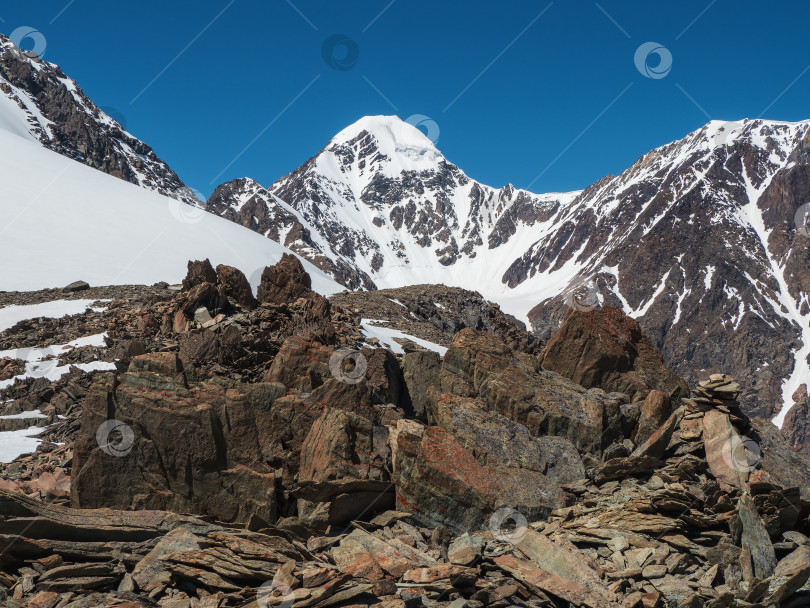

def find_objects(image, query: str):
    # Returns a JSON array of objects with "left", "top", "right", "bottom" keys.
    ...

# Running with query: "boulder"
[
  {"left": 63, "top": 280, "right": 90, "bottom": 292},
  {"left": 182, "top": 259, "right": 217, "bottom": 291},
  {"left": 426, "top": 390, "right": 585, "bottom": 485},
  {"left": 703, "top": 410, "right": 748, "bottom": 491},
  {"left": 738, "top": 494, "right": 777, "bottom": 579},
  {"left": 296, "top": 408, "right": 392, "bottom": 527},
  {"left": 216, "top": 263, "right": 258, "bottom": 310},
  {"left": 264, "top": 337, "right": 333, "bottom": 392},
  {"left": 257, "top": 253, "right": 314, "bottom": 305},
  {"left": 539, "top": 307, "right": 688, "bottom": 402},
  {"left": 331, "top": 528, "right": 435, "bottom": 580}
]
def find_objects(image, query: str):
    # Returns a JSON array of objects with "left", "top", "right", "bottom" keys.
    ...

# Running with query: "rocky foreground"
[{"left": 0, "top": 257, "right": 809, "bottom": 608}]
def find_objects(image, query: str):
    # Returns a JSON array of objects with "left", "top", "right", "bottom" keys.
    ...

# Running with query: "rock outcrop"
[{"left": 540, "top": 307, "right": 689, "bottom": 402}]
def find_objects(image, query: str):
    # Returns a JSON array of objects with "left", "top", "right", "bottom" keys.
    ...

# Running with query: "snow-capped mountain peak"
[{"left": 209, "top": 114, "right": 582, "bottom": 291}]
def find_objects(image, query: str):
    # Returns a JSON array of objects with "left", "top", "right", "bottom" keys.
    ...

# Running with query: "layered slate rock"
[
  {"left": 296, "top": 408, "right": 393, "bottom": 529},
  {"left": 540, "top": 308, "right": 688, "bottom": 403},
  {"left": 438, "top": 328, "right": 619, "bottom": 453},
  {"left": 426, "top": 390, "right": 585, "bottom": 485}
]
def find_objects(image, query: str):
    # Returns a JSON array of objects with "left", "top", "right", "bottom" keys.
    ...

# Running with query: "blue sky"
[{"left": 3, "top": 1, "right": 810, "bottom": 197}]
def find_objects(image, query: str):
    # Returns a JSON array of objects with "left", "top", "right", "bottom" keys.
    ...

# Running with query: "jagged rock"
[
  {"left": 331, "top": 528, "right": 435, "bottom": 580},
  {"left": 70, "top": 368, "right": 276, "bottom": 524},
  {"left": 401, "top": 350, "right": 441, "bottom": 419},
  {"left": 775, "top": 545, "right": 810, "bottom": 577},
  {"left": 257, "top": 253, "right": 314, "bottom": 305},
  {"left": 265, "top": 337, "right": 333, "bottom": 392},
  {"left": 216, "top": 263, "right": 259, "bottom": 310},
  {"left": 494, "top": 553, "right": 620, "bottom": 608},
  {"left": 296, "top": 408, "right": 391, "bottom": 528},
  {"left": 539, "top": 308, "right": 688, "bottom": 402},
  {"left": 631, "top": 409, "right": 681, "bottom": 460},
  {"left": 439, "top": 328, "right": 613, "bottom": 453},
  {"left": 182, "top": 259, "right": 217, "bottom": 291},
  {"left": 738, "top": 493, "right": 777, "bottom": 580},
  {"left": 426, "top": 390, "right": 585, "bottom": 485},
  {"left": 132, "top": 527, "right": 202, "bottom": 595},
  {"left": 447, "top": 534, "right": 485, "bottom": 566}
]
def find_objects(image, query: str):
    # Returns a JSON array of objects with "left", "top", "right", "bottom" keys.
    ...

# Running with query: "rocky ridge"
[{"left": 0, "top": 33, "right": 199, "bottom": 206}]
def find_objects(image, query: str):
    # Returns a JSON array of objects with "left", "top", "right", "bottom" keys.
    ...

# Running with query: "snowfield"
[{"left": 0, "top": 120, "right": 341, "bottom": 295}]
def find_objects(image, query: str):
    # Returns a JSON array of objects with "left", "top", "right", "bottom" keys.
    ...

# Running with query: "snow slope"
[{"left": 0, "top": 123, "right": 341, "bottom": 295}]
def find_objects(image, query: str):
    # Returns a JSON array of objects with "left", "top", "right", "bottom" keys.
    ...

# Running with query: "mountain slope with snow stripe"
[
  {"left": 0, "top": 126, "right": 341, "bottom": 295},
  {"left": 0, "top": 33, "right": 200, "bottom": 206}
]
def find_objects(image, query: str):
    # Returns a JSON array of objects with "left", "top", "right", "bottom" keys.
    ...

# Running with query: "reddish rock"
[
  {"left": 172, "top": 309, "right": 189, "bottom": 333},
  {"left": 703, "top": 409, "right": 747, "bottom": 491},
  {"left": 265, "top": 337, "right": 333, "bottom": 392},
  {"left": 539, "top": 307, "right": 688, "bottom": 402},
  {"left": 439, "top": 328, "right": 612, "bottom": 453},
  {"left": 394, "top": 425, "right": 568, "bottom": 533},
  {"left": 216, "top": 264, "right": 258, "bottom": 310}
]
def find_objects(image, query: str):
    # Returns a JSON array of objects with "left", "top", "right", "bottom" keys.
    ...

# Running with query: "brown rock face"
[
  {"left": 216, "top": 264, "right": 258, "bottom": 310},
  {"left": 70, "top": 358, "right": 276, "bottom": 524},
  {"left": 393, "top": 424, "right": 569, "bottom": 533},
  {"left": 540, "top": 307, "right": 688, "bottom": 402},
  {"left": 439, "top": 328, "right": 618, "bottom": 453},
  {"left": 181, "top": 259, "right": 217, "bottom": 291},
  {"left": 264, "top": 337, "right": 333, "bottom": 392},
  {"left": 296, "top": 408, "right": 392, "bottom": 528},
  {"left": 257, "top": 253, "right": 314, "bottom": 305},
  {"left": 781, "top": 384, "right": 810, "bottom": 455},
  {"left": 635, "top": 390, "right": 672, "bottom": 445}
]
